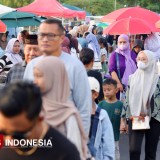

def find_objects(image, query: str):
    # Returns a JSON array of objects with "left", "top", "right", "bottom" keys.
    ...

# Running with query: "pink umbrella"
[
  {"left": 102, "top": 6, "right": 160, "bottom": 24},
  {"left": 155, "top": 20, "right": 160, "bottom": 28},
  {"left": 103, "top": 17, "right": 160, "bottom": 35}
]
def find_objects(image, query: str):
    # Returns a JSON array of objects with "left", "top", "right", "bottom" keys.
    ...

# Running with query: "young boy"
[
  {"left": 99, "top": 78, "right": 123, "bottom": 160},
  {"left": 88, "top": 77, "right": 115, "bottom": 160}
]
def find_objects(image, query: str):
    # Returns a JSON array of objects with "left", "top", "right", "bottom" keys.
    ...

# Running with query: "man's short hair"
[
  {"left": 0, "top": 81, "right": 42, "bottom": 120},
  {"left": 103, "top": 78, "right": 117, "bottom": 88},
  {"left": 79, "top": 48, "right": 94, "bottom": 65},
  {"left": 41, "top": 18, "right": 65, "bottom": 34}
]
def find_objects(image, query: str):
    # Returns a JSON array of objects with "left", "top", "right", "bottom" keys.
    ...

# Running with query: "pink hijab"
[
  {"left": 34, "top": 56, "right": 87, "bottom": 158},
  {"left": 61, "top": 36, "right": 70, "bottom": 54}
]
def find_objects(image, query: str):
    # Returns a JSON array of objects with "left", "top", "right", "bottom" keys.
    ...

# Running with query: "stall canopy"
[{"left": 17, "top": 0, "right": 86, "bottom": 19}]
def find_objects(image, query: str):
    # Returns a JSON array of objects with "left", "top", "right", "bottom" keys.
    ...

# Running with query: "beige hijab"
[
  {"left": 34, "top": 56, "right": 87, "bottom": 159},
  {"left": 77, "top": 25, "right": 89, "bottom": 36},
  {"left": 129, "top": 50, "right": 159, "bottom": 117}
]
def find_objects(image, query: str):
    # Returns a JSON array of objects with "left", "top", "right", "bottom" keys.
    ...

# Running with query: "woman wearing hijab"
[
  {"left": 77, "top": 25, "right": 88, "bottom": 48},
  {"left": 61, "top": 36, "right": 70, "bottom": 54},
  {"left": 108, "top": 34, "right": 137, "bottom": 98},
  {"left": 132, "top": 39, "right": 143, "bottom": 58},
  {"left": 0, "top": 38, "right": 22, "bottom": 83},
  {"left": 0, "top": 32, "right": 8, "bottom": 57},
  {"left": 86, "top": 33, "right": 101, "bottom": 61},
  {"left": 34, "top": 56, "right": 87, "bottom": 160},
  {"left": 121, "top": 50, "right": 160, "bottom": 160}
]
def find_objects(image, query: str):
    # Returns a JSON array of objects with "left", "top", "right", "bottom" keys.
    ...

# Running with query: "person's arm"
[
  {"left": 120, "top": 84, "right": 130, "bottom": 133},
  {"left": 111, "top": 71, "right": 123, "bottom": 91},
  {"left": 102, "top": 110, "right": 115, "bottom": 160},
  {"left": 109, "top": 52, "right": 123, "bottom": 91},
  {"left": 5, "top": 68, "right": 12, "bottom": 84},
  {"left": 71, "top": 64, "right": 92, "bottom": 135}
]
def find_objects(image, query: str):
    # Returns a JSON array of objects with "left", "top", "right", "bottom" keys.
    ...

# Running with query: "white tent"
[{"left": 0, "top": 4, "right": 15, "bottom": 15}]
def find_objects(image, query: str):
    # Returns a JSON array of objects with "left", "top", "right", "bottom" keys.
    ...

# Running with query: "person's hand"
[
  {"left": 120, "top": 119, "right": 128, "bottom": 134},
  {"left": 101, "top": 55, "right": 106, "bottom": 63},
  {"left": 117, "top": 83, "right": 123, "bottom": 92},
  {"left": 139, "top": 112, "right": 146, "bottom": 122},
  {"left": 131, "top": 114, "right": 146, "bottom": 122}
]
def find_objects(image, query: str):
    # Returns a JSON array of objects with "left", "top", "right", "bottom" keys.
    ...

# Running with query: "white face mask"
[{"left": 137, "top": 61, "right": 147, "bottom": 70}]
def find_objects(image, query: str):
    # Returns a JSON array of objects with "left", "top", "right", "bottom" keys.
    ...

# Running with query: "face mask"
[
  {"left": 119, "top": 44, "right": 128, "bottom": 51},
  {"left": 137, "top": 61, "right": 147, "bottom": 70}
]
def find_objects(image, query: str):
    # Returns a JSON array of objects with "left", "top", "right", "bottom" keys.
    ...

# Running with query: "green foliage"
[
  {"left": 119, "top": 0, "right": 160, "bottom": 12},
  {"left": 0, "top": 0, "right": 34, "bottom": 8}
]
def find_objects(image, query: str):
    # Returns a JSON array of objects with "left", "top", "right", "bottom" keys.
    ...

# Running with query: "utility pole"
[{"left": 114, "top": 0, "right": 117, "bottom": 10}]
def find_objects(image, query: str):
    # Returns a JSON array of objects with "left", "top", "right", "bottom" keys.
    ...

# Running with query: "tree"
[
  {"left": 0, "top": 0, "right": 34, "bottom": 8},
  {"left": 119, "top": 0, "right": 160, "bottom": 12},
  {"left": 60, "top": 0, "right": 123, "bottom": 15}
]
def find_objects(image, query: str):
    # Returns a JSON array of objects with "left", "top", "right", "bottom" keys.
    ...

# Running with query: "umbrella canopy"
[
  {"left": 156, "top": 20, "right": 160, "bottom": 28},
  {"left": 0, "top": 11, "right": 43, "bottom": 28},
  {"left": 0, "top": 20, "right": 7, "bottom": 33},
  {"left": 63, "top": 4, "right": 92, "bottom": 16},
  {"left": 101, "top": 6, "right": 160, "bottom": 24},
  {"left": 17, "top": 0, "right": 86, "bottom": 19},
  {"left": 0, "top": 4, "right": 15, "bottom": 15},
  {"left": 103, "top": 17, "right": 159, "bottom": 35}
]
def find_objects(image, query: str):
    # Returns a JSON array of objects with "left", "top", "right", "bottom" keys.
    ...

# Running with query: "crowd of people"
[{"left": 0, "top": 18, "right": 160, "bottom": 160}]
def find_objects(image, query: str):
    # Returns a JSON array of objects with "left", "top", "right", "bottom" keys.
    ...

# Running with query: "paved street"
[{"left": 119, "top": 134, "right": 160, "bottom": 160}]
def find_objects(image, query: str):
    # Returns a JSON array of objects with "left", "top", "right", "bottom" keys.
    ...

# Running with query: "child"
[
  {"left": 88, "top": 77, "right": 115, "bottom": 160},
  {"left": 98, "top": 37, "right": 108, "bottom": 74},
  {"left": 99, "top": 78, "right": 123, "bottom": 160}
]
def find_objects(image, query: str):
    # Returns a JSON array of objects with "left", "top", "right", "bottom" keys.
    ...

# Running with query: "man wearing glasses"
[
  {"left": 23, "top": 18, "right": 91, "bottom": 135},
  {"left": 0, "top": 81, "right": 80, "bottom": 160}
]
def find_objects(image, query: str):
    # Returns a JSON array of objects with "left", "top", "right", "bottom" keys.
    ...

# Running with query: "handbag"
[{"left": 132, "top": 116, "right": 150, "bottom": 130}]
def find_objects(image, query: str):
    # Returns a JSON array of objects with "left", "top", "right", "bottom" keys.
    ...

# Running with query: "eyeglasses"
[
  {"left": 38, "top": 33, "right": 62, "bottom": 41},
  {"left": 0, "top": 123, "right": 35, "bottom": 140}
]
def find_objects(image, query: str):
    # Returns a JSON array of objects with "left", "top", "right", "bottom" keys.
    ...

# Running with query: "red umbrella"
[
  {"left": 103, "top": 17, "right": 160, "bottom": 35},
  {"left": 101, "top": 6, "right": 160, "bottom": 24},
  {"left": 0, "top": 20, "right": 6, "bottom": 33}
]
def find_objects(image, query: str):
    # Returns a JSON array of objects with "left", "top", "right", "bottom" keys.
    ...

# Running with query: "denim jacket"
[{"left": 91, "top": 104, "right": 115, "bottom": 160}]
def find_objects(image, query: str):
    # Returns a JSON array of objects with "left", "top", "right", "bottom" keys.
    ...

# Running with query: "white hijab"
[
  {"left": 5, "top": 38, "right": 22, "bottom": 64},
  {"left": 129, "top": 50, "right": 159, "bottom": 116}
]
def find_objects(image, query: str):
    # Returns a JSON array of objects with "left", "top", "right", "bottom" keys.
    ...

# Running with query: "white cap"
[{"left": 88, "top": 77, "right": 100, "bottom": 93}]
